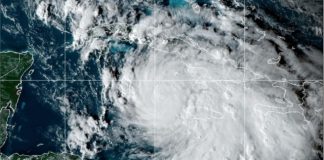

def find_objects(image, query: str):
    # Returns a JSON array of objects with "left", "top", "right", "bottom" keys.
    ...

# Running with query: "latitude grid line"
[{"left": 0, "top": 80, "right": 323, "bottom": 82}]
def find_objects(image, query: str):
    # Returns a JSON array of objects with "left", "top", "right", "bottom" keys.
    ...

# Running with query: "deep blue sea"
[
  {"left": 1, "top": 82, "right": 65, "bottom": 155},
  {"left": 0, "top": 0, "right": 67, "bottom": 155},
  {"left": 0, "top": 0, "right": 138, "bottom": 157},
  {"left": 0, "top": 0, "right": 93, "bottom": 155}
]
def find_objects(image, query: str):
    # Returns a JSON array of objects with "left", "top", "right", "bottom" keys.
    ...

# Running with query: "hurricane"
[{"left": 0, "top": 0, "right": 322, "bottom": 159}]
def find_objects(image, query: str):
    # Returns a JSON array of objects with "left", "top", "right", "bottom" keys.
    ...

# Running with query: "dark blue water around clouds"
[
  {"left": 1, "top": 82, "right": 65, "bottom": 155},
  {"left": 244, "top": 0, "right": 323, "bottom": 50},
  {"left": 1, "top": 0, "right": 66, "bottom": 80},
  {"left": 0, "top": 0, "right": 133, "bottom": 156},
  {"left": 0, "top": 0, "right": 68, "bottom": 155}
]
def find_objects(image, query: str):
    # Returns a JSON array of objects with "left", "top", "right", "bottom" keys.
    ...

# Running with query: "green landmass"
[
  {"left": 0, "top": 109, "right": 10, "bottom": 146},
  {"left": 0, "top": 51, "right": 80, "bottom": 160},
  {"left": 0, "top": 152, "right": 80, "bottom": 160},
  {"left": 0, "top": 51, "right": 33, "bottom": 146},
  {"left": 0, "top": 51, "right": 33, "bottom": 110}
]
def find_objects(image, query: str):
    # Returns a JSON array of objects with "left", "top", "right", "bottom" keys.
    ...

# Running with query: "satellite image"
[{"left": 0, "top": 0, "right": 323, "bottom": 159}]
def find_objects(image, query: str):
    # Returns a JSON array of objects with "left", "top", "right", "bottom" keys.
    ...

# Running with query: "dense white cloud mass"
[
  {"left": 33, "top": 0, "right": 323, "bottom": 159},
  {"left": 110, "top": 80, "right": 246, "bottom": 159}
]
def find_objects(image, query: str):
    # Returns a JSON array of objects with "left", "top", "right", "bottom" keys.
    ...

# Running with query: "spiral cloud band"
[{"left": 33, "top": 0, "right": 323, "bottom": 159}]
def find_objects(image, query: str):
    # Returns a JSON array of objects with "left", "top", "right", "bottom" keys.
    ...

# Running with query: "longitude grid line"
[
  {"left": 240, "top": 2, "right": 324, "bottom": 160},
  {"left": 0, "top": 0, "right": 1, "bottom": 103},
  {"left": 153, "top": 0, "right": 156, "bottom": 158},
  {"left": 0, "top": 0, "right": 6, "bottom": 153},
  {"left": 243, "top": 0, "right": 246, "bottom": 159},
  {"left": 63, "top": 9, "right": 67, "bottom": 159},
  {"left": 322, "top": 0, "right": 324, "bottom": 157},
  {"left": 0, "top": 0, "right": 2, "bottom": 151}
]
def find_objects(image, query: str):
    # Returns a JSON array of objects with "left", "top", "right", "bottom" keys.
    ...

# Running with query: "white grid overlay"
[{"left": 0, "top": 0, "right": 322, "bottom": 159}]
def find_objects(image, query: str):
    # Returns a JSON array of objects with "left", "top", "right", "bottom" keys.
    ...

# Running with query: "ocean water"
[
  {"left": 0, "top": 0, "right": 67, "bottom": 156},
  {"left": 1, "top": 82, "right": 65, "bottom": 155},
  {"left": 0, "top": 0, "right": 134, "bottom": 156},
  {"left": 0, "top": 0, "right": 28, "bottom": 52},
  {"left": 244, "top": 0, "right": 323, "bottom": 50}
]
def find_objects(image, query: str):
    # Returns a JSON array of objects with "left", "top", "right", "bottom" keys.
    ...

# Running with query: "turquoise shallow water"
[{"left": 169, "top": 0, "right": 188, "bottom": 8}]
